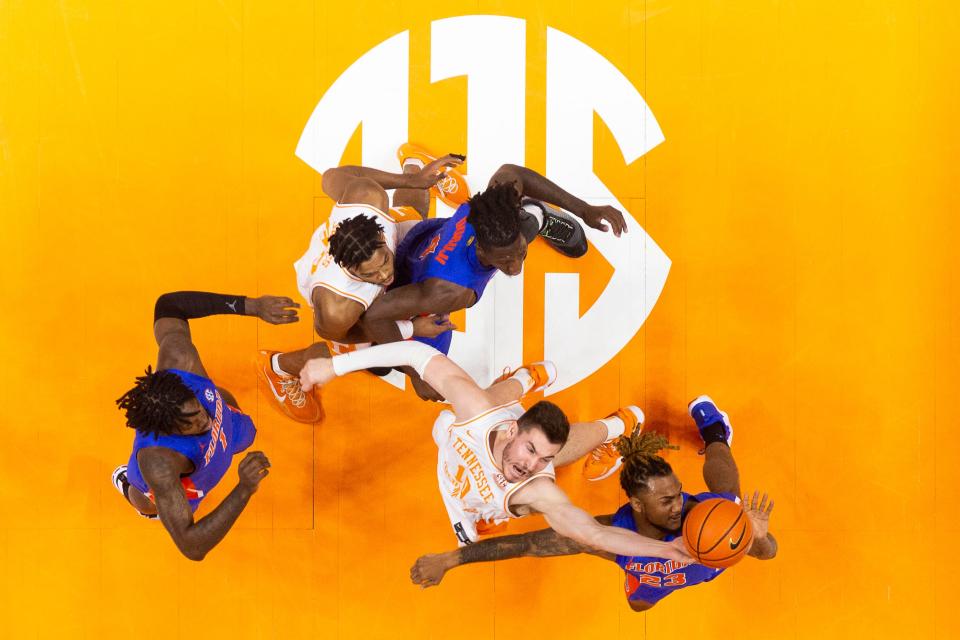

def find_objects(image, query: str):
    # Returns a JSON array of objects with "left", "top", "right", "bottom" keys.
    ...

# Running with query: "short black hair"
[
  {"left": 617, "top": 432, "right": 676, "bottom": 497},
  {"left": 116, "top": 366, "right": 200, "bottom": 438},
  {"left": 329, "top": 214, "right": 385, "bottom": 270},
  {"left": 467, "top": 183, "right": 522, "bottom": 249},
  {"left": 518, "top": 400, "right": 570, "bottom": 446}
]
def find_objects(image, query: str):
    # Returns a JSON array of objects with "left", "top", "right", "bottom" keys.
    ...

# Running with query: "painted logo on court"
[{"left": 296, "top": 15, "right": 670, "bottom": 394}]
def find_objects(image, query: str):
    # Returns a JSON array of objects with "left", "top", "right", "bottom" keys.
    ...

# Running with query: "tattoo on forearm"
[{"left": 459, "top": 529, "right": 588, "bottom": 565}]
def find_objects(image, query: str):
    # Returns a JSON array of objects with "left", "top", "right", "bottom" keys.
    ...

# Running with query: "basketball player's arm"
[
  {"left": 310, "top": 286, "right": 371, "bottom": 343},
  {"left": 488, "top": 164, "right": 627, "bottom": 236},
  {"left": 138, "top": 447, "right": 270, "bottom": 561},
  {"left": 743, "top": 491, "right": 778, "bottom": 560},
  {"left": 361, "top": 278, "right": 475, "bottom": 343},
  {"left": 411, "top": 517, "right": 616, "bottom": 588},
  {"left": 154, "top": 291, "right": 299, "bottom": 376},
  {"left": 322, "top": 156, "right": 466, "bottom": 204},
  {"left": 515, "top": 479, "right": 692, "bottom": 561}
]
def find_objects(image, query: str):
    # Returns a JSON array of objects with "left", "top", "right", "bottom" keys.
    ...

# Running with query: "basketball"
[{"left": 682, "top": 498, "right": 753, "bottom": 569}]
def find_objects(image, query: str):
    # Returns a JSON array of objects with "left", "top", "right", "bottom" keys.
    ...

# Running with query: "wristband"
[{"left": 395, "top": 320, "right": 414, "bottom": 340}]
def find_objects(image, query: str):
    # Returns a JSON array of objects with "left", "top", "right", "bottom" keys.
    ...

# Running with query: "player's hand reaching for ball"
[
  {"left": 742, "top": 490, "right": 774, "bottom": 542},
  {"left": 665, "top": 537, "right": 694, "bottom": 563},
  {"left": 410, "top": 552, "right": 455, "bottom": 588},
  {"left": 300, "top": 357, "right": 336, "bottom": 392},
  {"left": 237, "top": 451, "right": 271, "bottom": 494},
  {"left": 246, "top": 296, "right": 300, "bottom": 324},
  {"left": 407, "top": 153, "right": 466, "bottom": 190},
  {"left": 412, "top": 314, "right": 457, "bottom": 339}
]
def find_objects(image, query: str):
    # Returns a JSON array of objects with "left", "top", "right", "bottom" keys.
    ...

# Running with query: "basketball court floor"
[{"left": 1, "top": 1, "right": 957, "bottom": 638}]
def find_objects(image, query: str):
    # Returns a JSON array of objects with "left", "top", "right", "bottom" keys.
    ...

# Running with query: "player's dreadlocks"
[
  {"left": 328, "top": 214, "right": 385, "bottom": 270},
  {"left": 116, "top": 366, "right": 200, "bottom": 438},
  {"left": 617, "top": 431, "right": 680, "bottom": 497},
  {"left": 467, "top": 183, "right": 522, "bottom": 249}
]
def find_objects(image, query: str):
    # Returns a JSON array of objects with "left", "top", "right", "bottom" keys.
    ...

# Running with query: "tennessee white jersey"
[
  {"left": 433, "top": 402, "right": 556, "bottom": 546},
  {"left": 293, "top": 202, "right": 417, "bottom": 310}
]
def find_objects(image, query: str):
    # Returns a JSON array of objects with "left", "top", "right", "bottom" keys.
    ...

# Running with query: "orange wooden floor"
[{"left": 1, "top": 1, "right": 958, "bottom": 638}]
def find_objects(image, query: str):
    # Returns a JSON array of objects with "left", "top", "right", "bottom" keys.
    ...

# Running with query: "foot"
[
  {"left": 521, "top": 198, "right": 588, "bottom": 258},
  {"left": 256, "top": 349, "right": 324, "bottom": 423},
  {"left": 687, "top": 395, "right": 733, "bottom": 448},
  {"left": 397, "top": 142, "right": 471, "bottom": 209},
  {"left": 495, "top": 361, "right": 558, "bottom": 395},
  {"left": 583, "top": 406, "right": 645, "bottom": 481}
]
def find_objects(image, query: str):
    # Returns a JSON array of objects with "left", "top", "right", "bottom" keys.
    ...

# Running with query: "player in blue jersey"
[
  {"left": 111, "top": 291, "right": 298, "bottom": 560},
  {"left": 357, "top": 150, "right": 629, "bottom": 398},
  {"left": 409, "top": 395, "right": 778, "bottom": 611}
]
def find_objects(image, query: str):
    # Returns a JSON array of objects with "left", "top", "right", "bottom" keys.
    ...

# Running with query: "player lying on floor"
[
  {"left": 299, "top": 340, "right": 692, "bottom": 562},
  {"left": 410, "top": 396, "right": 777, "bottom": 611}
]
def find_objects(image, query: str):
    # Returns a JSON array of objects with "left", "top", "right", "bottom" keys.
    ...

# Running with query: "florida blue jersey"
[
  {"left": 614, "top": 491, "right": 737, "bottom": 604},
  {"left": 125, "top": 369, "right": 257, "bottom": 511},
  {"left": 393, "top": 203, "right": 497, "bottom": 354}
]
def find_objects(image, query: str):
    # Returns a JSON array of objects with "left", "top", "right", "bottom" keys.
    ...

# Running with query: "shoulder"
[{"left": 137, "top": 446, "right": 193, "bottom": 486}]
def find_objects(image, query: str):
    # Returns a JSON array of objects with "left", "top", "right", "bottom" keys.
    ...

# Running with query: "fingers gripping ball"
[{"left": 682, "top": 498, "right": 753, "bottom": 568}]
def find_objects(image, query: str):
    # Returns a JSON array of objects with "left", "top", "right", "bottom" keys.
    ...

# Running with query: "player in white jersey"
[
  {"left": 299, "top": 341, "right": 692, "bottom": 561},
  {"left": 256, "top": 152, "right": 463, "bottom": 423}
]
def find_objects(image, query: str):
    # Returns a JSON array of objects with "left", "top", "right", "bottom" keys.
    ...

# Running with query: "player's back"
[{"left": 433, "top": 402, "right": 555, "bottom": 545}]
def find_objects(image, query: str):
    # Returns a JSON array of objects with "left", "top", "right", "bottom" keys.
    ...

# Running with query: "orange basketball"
[{"left": 682, "top": 498, "right": 754, "bottom": 568}]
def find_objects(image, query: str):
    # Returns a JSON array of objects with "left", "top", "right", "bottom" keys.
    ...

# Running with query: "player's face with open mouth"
[
  {"left": 637, "top": 474, "right": 684, "bottom": 532},
  {"left": 501, "top": 426, "right": 561, "bottom": 482},
  {"left": 350, "top": 243, "right": 395, "bottom": 286}
]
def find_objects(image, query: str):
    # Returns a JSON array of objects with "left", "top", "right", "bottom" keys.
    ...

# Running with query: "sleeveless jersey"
[
  {"left": 432, "top": 402, "right": 555, "bottom": 546},
  {"left": 393, "top": 203, "right": 497, "bottom": 354},
  {"left": 294, "top": 202, "right": 418, "bottom": 310},
  {"left": 613, "top": 491, "right": 738, "bottom": 604},
  {"left": 124, "top": 369, "right": 257, "bottom": 512}
]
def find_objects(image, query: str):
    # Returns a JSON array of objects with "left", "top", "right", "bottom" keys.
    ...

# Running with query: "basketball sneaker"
[
  {"left": 583, "top": 406, "right": 645, "bottom": 482},
  {"left": 397, "top": 143, "right": 471, "bottom": 209},
  {"left": 111, "top": 465, "right": 158, "bottom": 520},
  {"left": 687, "top": 395, "right": 733, "bottom": 449},
  {"left": 521, "top": 198, "right": 589, "bottom": 258},
  {"left": 494, "top": 361, "right": 558, "bottom": 395},
  {"left": 256, "top": 350, "right": 324, "bottom": 423}
]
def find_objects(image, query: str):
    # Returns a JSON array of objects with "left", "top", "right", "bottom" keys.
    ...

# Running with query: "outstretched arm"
[
  {"left": 514, "top": 479, "right": 691, "bottom": 561},
  {"left": 489, "top": 164, "right": 627, "bottom": 236},
  {"left": 138, "top": 447, "right": 271, "bottom": 561},
  {"left": 154, "top": 291, "right": 299, "bottom": 376},
  {"left": 411, "top": 518, "right": 615, "bottom": 588}
]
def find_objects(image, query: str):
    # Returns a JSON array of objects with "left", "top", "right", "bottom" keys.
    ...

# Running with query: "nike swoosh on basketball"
[
  {"left": 263, "top": 367, "right": 288, "bottom": 405},
  {"left": 729, "top": 527, "right": 746, "bottom": 549}
]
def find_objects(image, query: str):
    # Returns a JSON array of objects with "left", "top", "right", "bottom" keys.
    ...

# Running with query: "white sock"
[
  {"left": 271, "top": 353, "right": 292, "bottom": 377},
  {"left": 521, "top": 202, "right": 545, "bottom": 229},
  {"left": 598, "top": 415, "right": 625, "bottom": 442},
  {"left": 402, "top": 158, "right": 424, "bottom": 170},
  {"left": 507, "top": 368, "right": 536, "bottom": 395}
]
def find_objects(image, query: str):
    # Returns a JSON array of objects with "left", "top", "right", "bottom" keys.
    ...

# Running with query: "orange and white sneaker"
[
  {"left": 256, "top": 350, "right": 323, "bottom": 423},
  {"left": 495, "top": 361, "right": 558, "bottom": 396},
  {"left": 397, "top": 142, "right": 471, "bottom": 209},
  {"left": 582, "top": 405, "right": 645, "bottom": 482}
]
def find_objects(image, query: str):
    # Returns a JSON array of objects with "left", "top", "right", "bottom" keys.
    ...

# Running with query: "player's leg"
[
  {"left": 688, "top": 395, "right": 740, "bottom": 496},
  {"left": 485, "top": 361, "right": 557, "bottom": 406},
  {"left": 276, "top": 341, "right": 331, "bottom": 376},
  {"left": 397, "top": 143, "right": 470, "bottom": 211},
  {"left": 556, "top": 406, "right": 643, "bottom": 473}
]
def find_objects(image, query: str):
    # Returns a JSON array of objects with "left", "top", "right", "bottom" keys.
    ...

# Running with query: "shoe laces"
[
  {"left": 279, "top": 376, "right": 307, "bottom": 408},
  {"left": 590, "top": 440, "right": 617, "bottom": 462}
]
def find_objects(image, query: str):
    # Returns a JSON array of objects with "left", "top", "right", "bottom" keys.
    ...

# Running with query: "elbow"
[{"left": 181, "top": 547, "right": 207, "bottom": 562}]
